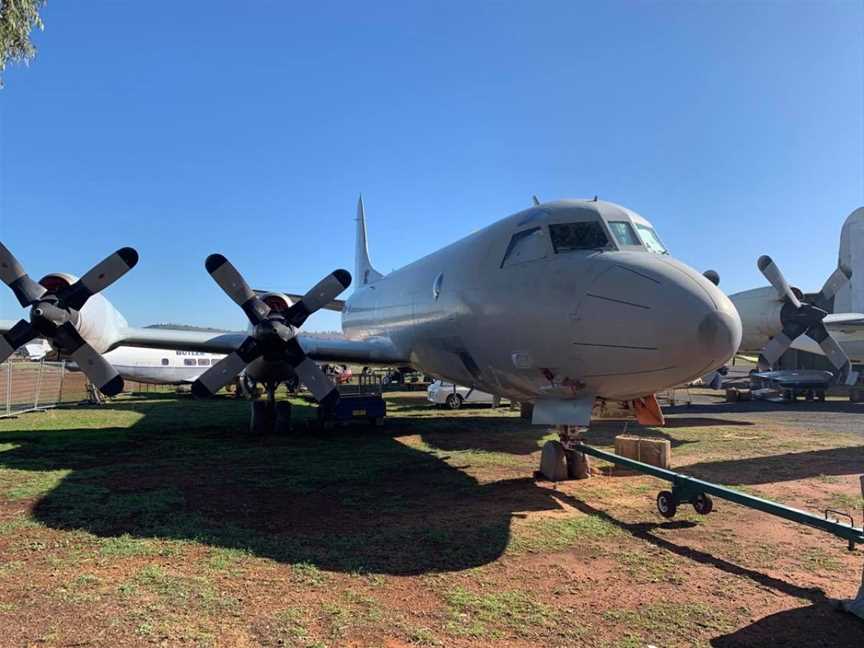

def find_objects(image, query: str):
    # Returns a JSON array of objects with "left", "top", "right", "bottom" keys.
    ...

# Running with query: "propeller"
[
  {"left": 191, "top": 254, "right": 351, "bottom": 408},
  {"left": 756, "top": 255, "right": 858, "bottom": 385},
  {"left": 0, "top": 242, "right": 139, "bottom": 396}
]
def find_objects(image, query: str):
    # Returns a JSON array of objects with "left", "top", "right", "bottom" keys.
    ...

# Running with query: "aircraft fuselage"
[{"left": 342, "top": 200, "right": 740, "bottom": 405}]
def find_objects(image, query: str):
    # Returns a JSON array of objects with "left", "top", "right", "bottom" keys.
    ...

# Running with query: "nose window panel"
[
  {"left": 636, "top": 224, "right": 669, "bottom": 254},
  {"left": 549, "top": 222, "right": 610, "bottom": 253},
  {"left": 500, "top": 227, "right": 548, "bottom": 267},
  {"left": 608, "top": 221, "right": 641, "bottom": 247}
]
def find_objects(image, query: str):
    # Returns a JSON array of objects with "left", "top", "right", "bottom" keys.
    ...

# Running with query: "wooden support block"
[{"left": 614, "top": 435, "right": 671, "bottom": 471}]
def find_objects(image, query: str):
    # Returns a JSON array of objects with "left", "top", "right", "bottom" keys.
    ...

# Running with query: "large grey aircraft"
[{"left": 0, "top": 197, "right": 741, "bottom": 430}]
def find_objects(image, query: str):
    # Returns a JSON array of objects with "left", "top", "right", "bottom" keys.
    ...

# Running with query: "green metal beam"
[{"left": 574, "top": 443, "right": 864, "bottom": 549}]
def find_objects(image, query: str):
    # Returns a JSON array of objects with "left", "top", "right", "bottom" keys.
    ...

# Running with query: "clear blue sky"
[{"left": 1, "top": 1, "right": 862, "bottom": 332}]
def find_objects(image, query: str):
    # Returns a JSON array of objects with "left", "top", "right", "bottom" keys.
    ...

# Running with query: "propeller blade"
[
  {"left": 806, "top": 322, "right": 850, "bottom": 371},
  {"left": 205, "top": 254, "right": 271, "bottom": 325},
  {"left": 58, "top": 247, "right": 139, "bottom": 311},
  {"left": 286, "top": 269, "right": 352, "bottom": 328},
  {"left": 817, "top": 263, "right": 852, "bottom": 307},
  {"left": 757, "top": 332, "right": 795, "bottom": 369},
  {"left": 54, "top": 322, "right": 123, "bottom": 396},
  {"left": 282, "top": 338, "right": 339, "bottom": 408},
  {"left": 757, "top": 255, "right": 802, "bottom": 309},
  {"left": 0, "top": 320, "right": 39, "bottom": 364},
  {"left": 191, "top": 337, "right": 261, "bottom": 398},
  {"left": 0, "top": 242, "right": 46, "bottom": 307}
]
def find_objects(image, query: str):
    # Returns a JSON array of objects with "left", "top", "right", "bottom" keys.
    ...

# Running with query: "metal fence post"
[
  {"left": 33, "top": 360, "right": 44, "bottom": 410},
  {"left": 58, "top": 360, "right": 66, "bottom": 403},
  {"left": 5, "top": 362, "right": 11, "bottom": 416}
]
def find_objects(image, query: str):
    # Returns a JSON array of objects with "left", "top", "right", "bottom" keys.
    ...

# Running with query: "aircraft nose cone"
[
  {"left": 697, "top": 307, "right": 742, "bottom": 367},
  {"left": 661, "top": 260, "right": 742, "bottom": 377},
  {"left": 573, "top": 252, "right": 741, "bottom": 391}
]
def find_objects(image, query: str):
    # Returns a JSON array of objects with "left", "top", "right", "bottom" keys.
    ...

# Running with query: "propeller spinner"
[
  {"left": 0, "top": 242, "right": 139, "bottom": 396},
  {"left": 191, "top": 254, "right": 351, "bottom": 408},
  {"left": 756, "top": 255, "right": 857, "bottom": 384}
]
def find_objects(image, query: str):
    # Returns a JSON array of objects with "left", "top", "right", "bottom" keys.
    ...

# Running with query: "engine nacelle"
[
  {"left": 258, "top": 292, "right": 293, "bottom": 313},
  {"left": 729, "top": 286, "right": 784, "bottom": 353},
  {"left": 38, "top": 273, "right": 129, "bottom": 354}
]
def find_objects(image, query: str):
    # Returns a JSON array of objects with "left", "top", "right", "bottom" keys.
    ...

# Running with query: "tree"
[{"left": 0, "top": 0, "right": 46, "bottom": 86}]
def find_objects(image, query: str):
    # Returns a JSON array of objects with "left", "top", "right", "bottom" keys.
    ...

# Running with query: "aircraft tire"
[
  {"left": 656, "top": 490, "right": 677, "bottom": 518},
  {"left": 250, "top": 400, "right": 274, "bottom": 435},
  {"left": 274, "top": 401, "right": 292, "bottom": 434},
  {"left": 692, "top": 493, "right": 713, "bottom": 515}
]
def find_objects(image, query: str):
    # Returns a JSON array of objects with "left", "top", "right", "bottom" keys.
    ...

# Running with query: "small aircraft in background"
[{"left": 0, "top": 196, "right": 741, "bottom": 434}]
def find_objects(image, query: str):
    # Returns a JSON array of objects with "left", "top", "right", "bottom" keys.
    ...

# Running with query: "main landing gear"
[{"left": 249, "top": 381, "right": 292, "bottom": 435}]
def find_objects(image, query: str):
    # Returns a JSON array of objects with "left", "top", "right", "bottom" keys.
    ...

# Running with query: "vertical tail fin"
[
  {"left": 835, "top": 207, "right": 864, "bottom": 313},
  {"left": 355, "top": 195, "right": 383, "bottom": 288}
]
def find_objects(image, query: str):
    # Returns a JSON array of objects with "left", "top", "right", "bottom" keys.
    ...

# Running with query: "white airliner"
[
  {"left": 101, "top": 347, "right": 226, "bottom": 385},
  {"left": 729, "top": 207, "right": 864, "bottom": 381},
  {"left": 12, "top": 330, "right": 226, "bottom": 386},
  {"left": 0, "top": 197, "right": 741, "bottom": 431}
]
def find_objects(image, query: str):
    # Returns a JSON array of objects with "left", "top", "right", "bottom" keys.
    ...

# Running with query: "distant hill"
[
  {"left": 143, "top": 324, "right": 345, "bottom": 338},
  {"left": 301, "top": 331, "right": 346, "bottom": 339},
  {"left": 145, "top": 323, "right": 230, "bottom": 333}
]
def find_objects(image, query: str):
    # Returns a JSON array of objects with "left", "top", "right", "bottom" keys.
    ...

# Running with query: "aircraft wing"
[
  {"left": 285, "top": 295, "right": 345, "bottom": 312},
  {"left": 112, "top": 327, "right": 247, "bottom": 354},
  {"left": 252, "top": 290, "right": 345, "bottom": 312},
  {"left": 113, "top": 326, "right": 408, "bottom": 365},
  {"left": 823, "top": 313, "right": 864, "bottom": 334},
  {"left": 750, "top": 369, "right": 836, "bottom": 389}
]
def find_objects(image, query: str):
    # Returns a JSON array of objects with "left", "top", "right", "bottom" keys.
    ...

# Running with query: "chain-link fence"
[{"left": 0, "top": 361, "right": 89, "bottom": 417}]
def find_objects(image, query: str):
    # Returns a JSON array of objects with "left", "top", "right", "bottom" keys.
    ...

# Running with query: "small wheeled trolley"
[{"left": 318, "top": 392, "right": 386, "bottom": 429}]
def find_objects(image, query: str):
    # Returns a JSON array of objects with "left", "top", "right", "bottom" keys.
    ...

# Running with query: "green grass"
[
  {"left": 98, "top": 534, "right": 165, "bottom": 557},
  {"left": 444, "top": 586, "right": 553, "bottom": 639},
  {"left": 602, "top": 602, "right": 733, "bottom": 642},
  {"left": 206, "top": 546, "right": 250, "bottom": 571},
  {"left": 0, "top": 391, "right": 859, "bottom": 647},
  {"left": 3, "top": 469, "right": 71, "bottom": 500},
  {"left": 291, "top": 561, "right": 328, "bottom": 587},
  {"left": 274, "top": 606, "right": 310, "bottom": 641},
  {"left": 616, "top": 549, "right": 684, "bottom": 584},
  {"left": 510, "top": 512, "right": 622, "bottom": 554},
  {"left": 827, "top": 492, "right": 864, "bottom": 512},
  {"left": 54, "top": 573, "right": 102, "bottom": 604},
  {"left": 797, "top": 546, "right": 844, "bottom": 573},
  {"left": 121, "top": 564, "right": 238, "bottom": 612}
]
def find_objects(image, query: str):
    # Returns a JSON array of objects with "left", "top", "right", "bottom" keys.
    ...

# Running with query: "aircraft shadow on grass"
[
  {"left": 664, "top": 399, "right": 864, "bottom": 415},
  {"left": 546, "top": 491, "right": 864, "bottom": 647},
  {"left": 680, "top": 445, "right": 864, "bottom": 486},
  {"left": 0, "top": 395, "right": 578, "bottom": 575},
  {"left": 709, "top": 603, "right": 864, "bottom": 648},
  {"left": 404, "top": 413, "right": 714, "bottom": 455}
]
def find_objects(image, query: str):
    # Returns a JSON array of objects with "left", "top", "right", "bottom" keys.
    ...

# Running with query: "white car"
[{"left": 427, "top": 380, "right": 501, "bottom": 409}]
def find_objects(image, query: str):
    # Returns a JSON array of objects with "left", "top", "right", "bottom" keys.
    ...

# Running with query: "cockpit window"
[
  {"left": 549, "top": 222, "right": 610, "bottom": 253},
  {"left": 635, "top": 224, "right": 668, "bottom": 254},
  {"left": 500, "top": 227, "right": 548, "bottom": 267},
  {"left": 608, "top": 221, "right": 641, "bottom": 247}
]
